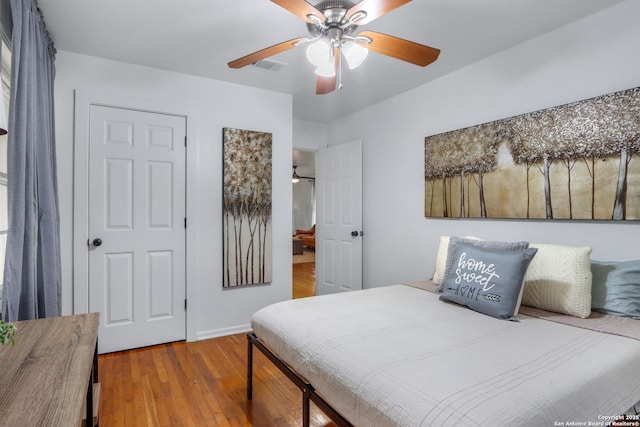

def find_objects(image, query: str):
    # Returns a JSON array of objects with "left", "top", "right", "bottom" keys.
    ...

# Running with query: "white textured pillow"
[
  {"left": 432, "top": 236, "right": 481, "bottom": 284},
  {"left": 521, "top": 243, "right": 593, "bottom": 318},
  {"left": 432, "top": 236, "right": 452, "bottom": 285}
]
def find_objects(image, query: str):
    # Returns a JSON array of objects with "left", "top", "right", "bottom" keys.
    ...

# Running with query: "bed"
[{"left": 248, "top": 240, "right": 640, "bottom": 426}]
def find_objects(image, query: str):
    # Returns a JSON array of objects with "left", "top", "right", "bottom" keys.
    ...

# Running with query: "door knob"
[
  {"left": 92, "top": 238, "right": 103, "bottom": 247},
  {"left": 351, "top": 231, "right": 359, "bottom": 237}
]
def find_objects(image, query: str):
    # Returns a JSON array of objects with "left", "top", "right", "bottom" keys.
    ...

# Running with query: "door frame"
[{"left": 73, "top": 89, "right": 199, "bottom": 342}]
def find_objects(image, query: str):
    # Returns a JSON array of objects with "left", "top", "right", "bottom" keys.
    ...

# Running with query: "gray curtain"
[{"left": 2, "top": 0, "right": 60, "bottom": 321}]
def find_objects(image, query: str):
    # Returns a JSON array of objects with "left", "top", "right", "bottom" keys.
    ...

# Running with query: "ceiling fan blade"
[
  {"left": 357, "top": 30, "right": 440, "bottom": 67},
  {"left": 271, "top": 0, "right": 325, "bottom": 23},
  {"left": 316, "top": 75, "right": 337, "bottom": 94},
  {"left": 345, "top": 0, "right": 412, "bottom": 25},
  {"left": 316, "top": 46, "right": 340, "bottom": 95},
  {"left": 228, "top": 37, "right": 307, "bottom": 69}
]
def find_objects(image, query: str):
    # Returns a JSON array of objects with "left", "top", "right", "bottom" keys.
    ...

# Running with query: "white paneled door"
[
  {"left": 88, "top": 105, "right": 186, "bottom": 353},
  {"left": 316, "top": 140, "right": 363, "bottom": 295}
]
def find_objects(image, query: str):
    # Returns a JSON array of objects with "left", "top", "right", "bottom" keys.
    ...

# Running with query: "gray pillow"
[
  {"left": 437, "top": 236, "right": 530, "bottom": 292},
  {"left": 591, "top": 259, "right": 640, "bottom": 319},
  {"left": 439, "top": 242, "right": 538, "bottom": 321}
]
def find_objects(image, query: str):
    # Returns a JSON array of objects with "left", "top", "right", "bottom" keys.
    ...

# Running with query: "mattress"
[{"left": 251, "top": 284, "right": 640, "bottom": 427}]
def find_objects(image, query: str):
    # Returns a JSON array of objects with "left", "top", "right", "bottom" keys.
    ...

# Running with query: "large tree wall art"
[
  {"left": 425, "top": 86, "right": 640, "bottom": 220},
  {"left": 223, "top": 128, "right": 272, "bottom": 288}
]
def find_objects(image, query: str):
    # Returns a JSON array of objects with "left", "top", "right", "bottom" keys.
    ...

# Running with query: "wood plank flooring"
[
  {"left": 98, "top": 262, "right": 329, "bottom": 426},
  {"left": 99, "top": 334, "right": 335, "bottom": 426},
  {"left": 292, "top": 262, "right": 315, "bottom": 299}
]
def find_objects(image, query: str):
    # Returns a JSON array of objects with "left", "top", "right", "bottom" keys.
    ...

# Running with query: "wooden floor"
[
  {"left": 292, "top": 261, "right": 315, "bottom": 299},
  {"left": 97, "top": 261, "right": 329, "bottom": 426}
]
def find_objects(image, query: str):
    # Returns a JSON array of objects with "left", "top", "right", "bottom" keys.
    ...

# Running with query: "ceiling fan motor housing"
[{"left": 306, "top": 0, "right": 358, "bottom": 41}]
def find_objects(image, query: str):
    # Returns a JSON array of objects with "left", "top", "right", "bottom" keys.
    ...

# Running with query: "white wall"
[
  {"left": 326, "top": 1, "right": 640, "bottom": 288},
  {"left": 55, "top": 52, "right": 293, "bottom": 340},
  {"left": 293, "top": 119, "right": 328, "bottom": 151}
]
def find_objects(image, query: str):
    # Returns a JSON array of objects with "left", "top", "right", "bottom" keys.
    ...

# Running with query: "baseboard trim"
[{"left": 195, "top": 324, "right": 252, "bottom": 341}]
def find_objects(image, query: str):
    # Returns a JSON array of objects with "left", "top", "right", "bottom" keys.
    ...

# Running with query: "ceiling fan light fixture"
[
  {"left": 306, "top": 39, "right": 331, "bottom": 66},
  {"left": 342, "top": 41, "right": 368, "bottom": 69},
  {"left": 315, "top": 59, "right": 336, "bottom": 77}
]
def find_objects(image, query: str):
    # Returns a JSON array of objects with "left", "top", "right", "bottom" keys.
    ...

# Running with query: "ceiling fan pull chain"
[{"left": 338, "top": 49, "right": 343, "bottom": 90}]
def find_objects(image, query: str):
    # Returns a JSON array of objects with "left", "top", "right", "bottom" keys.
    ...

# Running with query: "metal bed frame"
[{"left": 246, "top": 332, "right": 354, "bottom": 427}]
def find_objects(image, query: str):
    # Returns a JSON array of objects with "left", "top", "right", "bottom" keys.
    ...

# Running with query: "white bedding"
[{"left": 251, "top": 284, "right": 640, "bottom": 427}]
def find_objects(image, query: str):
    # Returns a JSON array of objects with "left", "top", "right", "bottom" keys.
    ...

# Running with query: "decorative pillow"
[
  {"left": 591, "top": 259, "right": 640, "bottom": 319},
  {"left": 432, "top": 236, "right": 451, "bottom": 285},
  {"left": 436, "top": 236, "right": 530, "bottom": 292},
  {"left": 521, "top": 243, "right": 592, "bottom": 318},
  {"left": 439, "top": 242, "right": 538, "bottom": 321},
  {"left": 432, "top": 236, "right": 480, "bottom": 285}
]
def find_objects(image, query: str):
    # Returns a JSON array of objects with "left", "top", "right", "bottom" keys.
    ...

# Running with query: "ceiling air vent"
[{"left": 252, "top": 59, "right": 286, "bottom": 72}]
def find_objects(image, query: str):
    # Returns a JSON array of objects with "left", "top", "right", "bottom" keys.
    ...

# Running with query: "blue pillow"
[
  {"left": 591, "top": 260, "right": 640, "bottom": 319},
  {"left": 440, "top": 242, "right": 538, "bottom": 321}
]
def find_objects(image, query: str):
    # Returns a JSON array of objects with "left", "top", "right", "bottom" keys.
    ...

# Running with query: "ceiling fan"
[
  {"left": 228, "top": 0, "right": 440, "bottom": 95},
  {"left": 292, "top": 165, "right": 315, "bottom": 182}
]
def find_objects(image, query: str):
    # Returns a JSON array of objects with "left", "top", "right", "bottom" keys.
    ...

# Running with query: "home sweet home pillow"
[
  {"left": 436, "top": 236, "right": 530, "bottom": 292},
  {"left": 439, "top": 242, "right": 538, "bottom": 321}
]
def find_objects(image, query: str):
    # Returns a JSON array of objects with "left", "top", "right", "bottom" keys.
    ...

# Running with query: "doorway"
[{"left": 292, "top": 149, "right": 316, "bottom": 298}]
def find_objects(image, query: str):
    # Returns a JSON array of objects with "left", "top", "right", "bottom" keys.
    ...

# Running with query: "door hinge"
[
  {"left": 184, "top": 218, "right": 187, "bottom": 229},
  {"left": 184, "top": 136, "right": 187, "bottom": 147},
  {"left": 184, "top": 299, "right": 187, "bottom": 310}
]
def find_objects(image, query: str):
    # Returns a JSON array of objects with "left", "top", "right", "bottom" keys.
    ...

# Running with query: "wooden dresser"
[{"left": 0, "top": 313, "right": 100, "bottom": 426}]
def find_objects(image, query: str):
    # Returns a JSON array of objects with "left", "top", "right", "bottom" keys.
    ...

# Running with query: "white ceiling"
[{"left": 38, "top": 0, "right": 622, "bottom": 124}]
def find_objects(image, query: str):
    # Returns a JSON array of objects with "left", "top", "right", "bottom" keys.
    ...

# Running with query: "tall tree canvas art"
[
  {"left": 223, "top": 128, "right": 272, "bottom": 287},
  {"left": 425, "top": 87, "right": 640, "bottom": 220}
]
